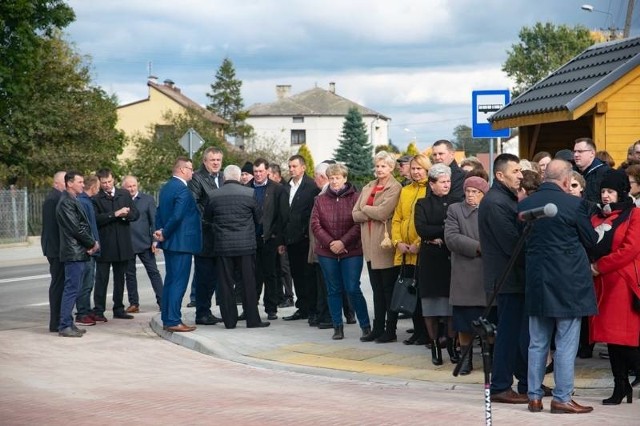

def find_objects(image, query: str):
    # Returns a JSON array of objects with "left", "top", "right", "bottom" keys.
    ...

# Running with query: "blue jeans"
[
  {"left": 491, "top": 293, "right": 529, "bottom": 394},
  {"left": 76, "top": 257, "right": 95, "bottom": 317},
  {"left": 528, "top": 316, "right": 581, "bottom": 402},
  {"left": 317, "top": 255, "right": 369, "bottom": 328},
  {"left": 60, "top": 261, "right": 86, "bottom": 330}
]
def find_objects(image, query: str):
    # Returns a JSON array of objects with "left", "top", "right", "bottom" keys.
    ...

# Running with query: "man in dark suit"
[
  {"left": 155, "top": 157, "right": 202, "bottom": 332},
  {"left": 122, "top": 175, "right": 163, "bottom": 312},
  {"left": 41, "top": 171, "right": 66, "bottom": 332},
  {"left": 204, "top": 165, "right": 269, "bottom": 329},
  {"left": 188, "top": 147, "right": 224, "bottom": 324},
  {"left": 431, "top": 139, "right": 466, "bottom": 202},
  {"left": 519, "top": 159, "right": 597, "bottom": 414},
  {"left": 92, "top": 168, "right": 140, "bottom": 321},
  {"left": 281, "top": 154, "right": 320, "bottom": 322},
  {"left": 248, "top": 158, "right": 288, "bottom": 321}
]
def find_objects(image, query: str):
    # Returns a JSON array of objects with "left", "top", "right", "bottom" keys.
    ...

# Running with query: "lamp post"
[
  {"left": 404, "top": 128, "right": 417, "bottom": 144},
  {"left": 581, "top": 4, "right": 619, "bottom": 40}
]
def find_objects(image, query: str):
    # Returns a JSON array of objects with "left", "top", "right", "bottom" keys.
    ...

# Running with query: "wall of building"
[{"left": 603, "top": 72, "right": 640, "bottom": 163}]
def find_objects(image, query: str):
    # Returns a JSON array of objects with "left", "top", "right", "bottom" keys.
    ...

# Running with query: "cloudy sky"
[{"left": 65, "top": 0, "right": 639, "bottom": 151}]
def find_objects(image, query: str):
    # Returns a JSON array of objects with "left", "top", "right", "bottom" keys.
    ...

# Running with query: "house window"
[
  {"left": 291, "top": 129, "right": 306, "bottom": 145},
  {"left": 154, "top": 124, "right": 174, "bottom": 140},
  {"left": 292, "top": 116, "right": 304, "bottom": 123}
]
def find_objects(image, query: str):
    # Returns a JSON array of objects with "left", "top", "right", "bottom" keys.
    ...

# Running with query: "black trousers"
[
  {"left": 94, "top": 260, "right": 128, "bottom": 315},
  {"left": 367, "top": 263, "right": 399, "bottom": 326},
  {"left": 125, "top": 250, "right": 164, "bottom": 306},
  {"left": 194, "top": 254, "right": 218, "bottom": 318},
  {"left": 287, "top": 239, "right": 316, "bottom": 316},
  {"left": 216, "top": 255, "right": 261, "bottom": 328},
  {"left": 47, "top": 257, "right": 65, "bottom": 332},
  {"left": 255, "top": 238, "right": 279, "bottom": 314}
]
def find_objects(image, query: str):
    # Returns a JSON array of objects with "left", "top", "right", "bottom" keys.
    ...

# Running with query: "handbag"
[
  {"left": 633, "top": 261, "right": 640, "bottom": 313},
  {"left": 390, "top": 255, "right": 418, "bottom": 315}
]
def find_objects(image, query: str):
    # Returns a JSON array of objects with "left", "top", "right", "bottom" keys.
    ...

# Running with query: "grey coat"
[{"left": 444, "top": 201, "right": 485, "bottom": 306}]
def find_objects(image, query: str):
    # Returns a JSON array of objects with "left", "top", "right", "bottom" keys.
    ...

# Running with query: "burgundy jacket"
[{"left": 311, "top": 183, "right": 362, "bottom": 259}]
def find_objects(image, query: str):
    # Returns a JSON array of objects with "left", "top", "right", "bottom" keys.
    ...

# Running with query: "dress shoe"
[
  {"left": 308, "top": 314, "right": 319, "bottom": 327},
  {"left": 58, "top": 327, "right": 83, "bottom": 337},
  {"left": 76, "top": 315, "right": 96, "bottom": 326},
  {"left": 403, "top": 334, "right": 420, "bottom": 345},
  {"left": 541, "top": 384, "right": 553, "bottom": 397},
  {"left": 490, "top": 389, "right": 528, "bottom": 404},
  {"left": 267, "top": 313, "right": 278, "bottom": 320},
  {"left": 113, "top": 312, "right": 134, "bottom": 319},
  {"left": 528, "top": 399, "right": 543, "bottom": 412},
  {"left": 317, "top": 321, "right": 333, "bottom": 329},
  {"left": 283, "top": 310, "right": 308, "bottom": 321},
  {"left": 196, "top": 314, "right": 222, "bottom": 325},
  {"left": 238, "top": 312, "right": 246, "bottom": 321},
  {"left": 126, "top": 304, "right": 139, "bottom": 313},
  {"left": 278, "top": 298, "right": 294, "bottom": 308},
  {"left": 375, "top": 330, "right": 397, "bottom": 343},
  {"left": 345, "top": 313, "right": 356, "bottom": 324},
  {"left": 165, "top": 323, "right": 196, "bottom": 332},
  {"left": 186, "top": 301, "right": 196, "bottom": 308},
  {"left": 71, "top": 324, "right": 87, "bottom": 334},
  {"left": 247, "top": 321, "right": 270, "bottom": 328},
  {"left": 550, "top": 399, "right": 593, "bottom": 414},
  {"left": 90, "top": 313, "right": 108, "bottom": 322}
]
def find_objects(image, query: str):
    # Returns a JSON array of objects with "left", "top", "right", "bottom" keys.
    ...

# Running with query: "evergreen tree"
[
  {"left": 297, "top": 144, "right": 315, "bottom": 178},
  {"left": 404, "top": 141, "right": 420, "bottom": 156},
  {"left": 206, "top": 57, "right": 253, "bottom": 138},
  {"left": 334, "top": 107, "right": 373, "bottom": 187}
]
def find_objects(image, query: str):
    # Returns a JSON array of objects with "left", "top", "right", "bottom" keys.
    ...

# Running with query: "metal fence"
[{"left": 0, "top": 189, "right": 29, "bottom": 243}]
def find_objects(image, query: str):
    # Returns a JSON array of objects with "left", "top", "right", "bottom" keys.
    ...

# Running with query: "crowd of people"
[{"left": 41, "top": 137, "right": 640, "bottom": 414}]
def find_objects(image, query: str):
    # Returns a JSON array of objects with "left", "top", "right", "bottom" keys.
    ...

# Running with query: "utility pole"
[{"left": 623, "top": 0, "right": 635, "bottom": 38}]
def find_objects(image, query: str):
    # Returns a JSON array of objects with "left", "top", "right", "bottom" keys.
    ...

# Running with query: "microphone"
[{"left": 518, "top": 203, "right": 558, "bottom": 222}]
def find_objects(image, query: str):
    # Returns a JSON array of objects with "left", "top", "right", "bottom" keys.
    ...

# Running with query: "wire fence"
[{"left": 0, "top": 189, "right": 29, "bottom": 244}]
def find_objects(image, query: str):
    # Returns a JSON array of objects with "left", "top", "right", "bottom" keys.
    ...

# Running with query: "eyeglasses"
[
  {"left": 570, "top": 183, "right": 580, "bottom": 188},
  {"left": 573, "top": 149, "right": 593, "bottom": 154},
  {"left": 630, "top": 180, "right": 638, "bottom": 185}
]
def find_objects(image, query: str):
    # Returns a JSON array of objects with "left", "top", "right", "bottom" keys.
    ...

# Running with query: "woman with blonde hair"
[
  {"left": 353, "top": 151, "right": 402, "bottom": 342},
  {"left": 390, "top": 153, "right": 431, "bottom": 344}
]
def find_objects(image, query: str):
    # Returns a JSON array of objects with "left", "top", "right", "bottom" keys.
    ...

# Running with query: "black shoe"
[
  {"left": 58, "top": 327, "right": 83, "bottom": 337},
  {"left": 375, "top": 330, "right": 397, "bottom": 343},
  {"left": 196, "top": 314, "right": 222, "bottom": 325},
  {"left": 397, "top": 312, "right": 411, "bottom": 320},
  {"left": 267, "top": 313, "right": 278, "bottom": 320},
  {"left": 545, "top": 360, "right": 554, "bottom": 375},
  {"left": 278, "top": 299, "right": 294, "bottom": 308},
  {"left": 459, "top": 354, "right": 473, "bottom": 375},
  {"left": 238, "top": 312, "right": 246, "bottom": 321},
  {"left": 360, "top": 327, "right": 384, "bottom": 342},
  {"left": 602, "top": 379, "right": 632, "bottom": 405},
  {"left": 577, "top": 345, "right": 593, "bottom": 359},
  {"left": 308, "top": 314, "right": 319, "bottom": 327},
  {"left": 283, "top": 310, "right": 308, "bottom": 321},
  {"left": 403, "top": 334, "right": 419, "bottom": 345},
  {"left": 317, "top": 321, "right": 333, "bottom": 329},
  {"left": 332, "top": 325, "right": 344, "bottom": 340},
  {"left": 113, "top": 312, "right": 134, "bottom": 319},
  {"left": 446, "top": 338, "right": 460, "bottom": 364},
  {"left": 431, "top": 340, "right": 443, "bottom": 366},
  {"left": 186, "top": 301, "right": 196, "bottom": 308},
  {"left": 247, "top": 321, "right": 270, "bottom": 328},
  {"left": 345, "top": 313, "right": 356, "bottom": 324},
  {"left": 540, "top": 384, "right": 553, "bottom": 397}
]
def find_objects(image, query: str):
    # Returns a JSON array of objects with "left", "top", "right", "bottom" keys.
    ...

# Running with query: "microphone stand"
[{"left": 452, "top": 221, "right": 533, "bottom": 426}]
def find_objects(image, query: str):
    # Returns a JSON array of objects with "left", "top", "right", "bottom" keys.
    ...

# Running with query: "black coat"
[
  {"left": 248, "top": 178, "right": 289, "bottom": 245},
  {"left": 92, "top": 188, "right": 139, "bottom": 262},
  {"left": 519, "top": 182, "right": 598, "bottom": 317},
  {"left": 449, "top": 160, "right": 467, "bottom": 203},
  {"left": 579, "top": 158, "right": 611, "bottom": 206},
  {"left": 282, "top": 175, "right": 320, "bottom": 245},
  {"left": 189, "top": 164, "right": 223, "bottom": 257},
  {"left": 56, "top": 191, "right": 96, "bottom": 262},
  {"left": 41, "top": 188, "right": 62, "bottom": 258},
  {"left": 204, "top": 181, "right": 259, "bottom": 257},
  {"left": 415, "top": 192, "right": 453, "bottom": 297},
  {"left": 478, "top": 180, "right": 525, "bottom": 295}
]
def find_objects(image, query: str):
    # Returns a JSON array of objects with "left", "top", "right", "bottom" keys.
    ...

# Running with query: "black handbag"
[
  {"left": 390, "top": 255, "right": 418, "bottom": 315},
  {"left": 633, "top": 261, "right": 640, "bottom": 313}
]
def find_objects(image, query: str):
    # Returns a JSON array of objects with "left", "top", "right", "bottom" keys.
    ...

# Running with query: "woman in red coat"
[{"left": 589, "top": 170, "right": 640, "bottom": 405}]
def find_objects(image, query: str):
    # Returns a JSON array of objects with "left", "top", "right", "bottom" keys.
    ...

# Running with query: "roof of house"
[
  {"left": 490, "top": 35, "right": 640, "bottom": 123},
  {"left": 247, "top": 87, "right": 390, "bottom": 120},
  {"left": 118, "top": 80, "right": 227, "bottom": 125}
]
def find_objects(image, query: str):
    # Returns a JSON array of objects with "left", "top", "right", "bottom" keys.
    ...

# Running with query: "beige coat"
[{"left": 352, "top": 178, "right": 402, "bottom": 269}]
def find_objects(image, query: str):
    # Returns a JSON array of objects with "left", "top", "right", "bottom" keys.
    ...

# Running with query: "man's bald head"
[{"left": 544, "top": 159, "right": 573, "bottom": 192}]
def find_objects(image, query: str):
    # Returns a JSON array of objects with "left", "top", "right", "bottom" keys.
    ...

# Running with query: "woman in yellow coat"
[{"left": 391, "top": 153, "right": 431, "bottom": 345}]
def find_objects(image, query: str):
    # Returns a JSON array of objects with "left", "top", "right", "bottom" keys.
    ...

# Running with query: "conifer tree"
[
  {"left": 333, "top": 107, "right": 373, "bottom": 187},
  {"left": 206, "top": 57, "right": 252, "bottom": 137},
  {"left": 297, "top": 144, "right": 315, "bottom": 178}
]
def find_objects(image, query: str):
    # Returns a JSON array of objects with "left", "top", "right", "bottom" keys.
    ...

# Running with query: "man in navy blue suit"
[{"left": 155, "top": 157, "right": 202, "bottom": 332}]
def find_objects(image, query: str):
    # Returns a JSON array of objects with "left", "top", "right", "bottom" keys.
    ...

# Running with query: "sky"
[{"left": 65, "top": 0, "right": 639, "bottom": 152}]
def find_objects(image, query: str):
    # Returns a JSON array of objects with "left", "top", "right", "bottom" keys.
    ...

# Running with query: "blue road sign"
[{"left": 472, "top": 90, "right": 510, "bottom": 139}]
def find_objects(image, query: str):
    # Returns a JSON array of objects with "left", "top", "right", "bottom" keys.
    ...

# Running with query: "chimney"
[
  {"left": 276, "top": 85, "right": 291, "bottom": 100},
  {"left": 148, "top": 75, "right": 158, "bottom": 84},
  {"left": 163, "top": 79, "right": 175, "bottom": 89},
  {"left": 329, "top": 82, "right": 336, "bottom": 93}
]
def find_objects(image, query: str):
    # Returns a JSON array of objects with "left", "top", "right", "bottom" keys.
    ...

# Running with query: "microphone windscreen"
[{"left": 544, "top": 203, "right": 558, "bottom": 218}]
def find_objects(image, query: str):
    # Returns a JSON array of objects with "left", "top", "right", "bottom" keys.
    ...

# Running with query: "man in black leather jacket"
[{"left": 56, "top": 171, "right": 99, "bottom": 337}]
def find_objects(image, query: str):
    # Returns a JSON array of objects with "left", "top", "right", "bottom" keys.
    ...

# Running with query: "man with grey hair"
[
  {"left": 204, "top": 165, "right": 270, "bottom": 329},
  {"left": 518, "top": 159, "right": 597, "bottom": 414}
]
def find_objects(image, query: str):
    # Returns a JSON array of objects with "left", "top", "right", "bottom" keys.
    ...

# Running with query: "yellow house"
[
  {"left": 117, "top": 78, "right": 227, "bottom": 160},
  {"left": 490, "top": 36, "right": 640, "bottom": 165}
]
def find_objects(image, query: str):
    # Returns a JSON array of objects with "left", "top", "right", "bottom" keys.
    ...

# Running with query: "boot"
[
  {"left": 459, "top": 353, "right": 473, "bottom": 375},
  {"left": 375, "top": 319, "right": 397, "bottom": 343},
  {"left": 603, "top": 345, "right": 633, "bottom": 405},
  {"left": 446, "top": 337, "right": 460, "bottom": 364},
  {"left": 360, "top": 326, "right": 371, "bottom": 339},
  {"left": 360, "top": 319, "right": 383, "bottom": 342},
  {"left": 332, "top": 325, "right": 344, "bottom": 340},
  {"left": 431, "top": 340, "right": 443, "bottom": 366}
]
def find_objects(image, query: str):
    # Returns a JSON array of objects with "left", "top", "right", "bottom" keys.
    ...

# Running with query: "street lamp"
[
  {"left": 581, "top": 4, "right": 619, "bottom": 40},
  {"left": 404, "top": 128, "right": 417, "bottom": 143}
]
